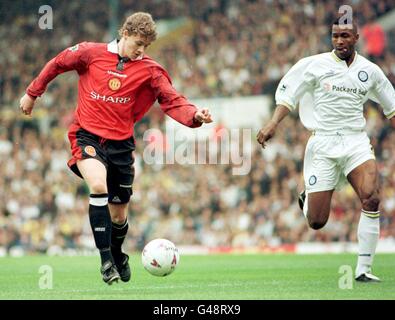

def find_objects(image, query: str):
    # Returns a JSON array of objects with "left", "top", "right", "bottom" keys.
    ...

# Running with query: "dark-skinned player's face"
[{"left": 331, "top": 24, "right": 359, "bottom": 60}]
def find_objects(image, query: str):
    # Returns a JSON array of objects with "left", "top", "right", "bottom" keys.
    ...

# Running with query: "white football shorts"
[{"left": 303, "top": 130, "right": 375, "bottom": 193}]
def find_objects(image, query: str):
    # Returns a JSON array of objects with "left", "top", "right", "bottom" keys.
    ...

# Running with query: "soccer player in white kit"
[{"left": 257, "top": 19, "right": 395, "bottom": 282}]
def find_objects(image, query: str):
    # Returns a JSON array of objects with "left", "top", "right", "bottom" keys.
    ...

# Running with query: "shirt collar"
[
  {"left": 107, "top": 39, "right": 144, "bottom": 61},
  {"left": 107, "top": 39, "right": 118, "bottom": 54},
  {"left": 331, "top": 50, "right": 342, "bottom": 62},
  {"left": 331, "top": 50, "right": 358, "bottom": 66}
]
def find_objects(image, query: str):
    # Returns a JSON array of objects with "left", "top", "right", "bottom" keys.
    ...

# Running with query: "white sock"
[
  {"left": 303, "top": 192, "right": 309, "bottom": 218},
  {"left": 356, "top": 210, "right": 380, "bottom": 276}
]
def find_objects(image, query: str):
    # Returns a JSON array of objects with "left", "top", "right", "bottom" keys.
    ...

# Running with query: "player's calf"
[{"left": 110, "top": 219, "right": 131, "bottom": 282}]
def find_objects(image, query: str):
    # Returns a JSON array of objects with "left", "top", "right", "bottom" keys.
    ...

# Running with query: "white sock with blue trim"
[{"left": 356, "top": 209, "right": 380, "bottom": 277}]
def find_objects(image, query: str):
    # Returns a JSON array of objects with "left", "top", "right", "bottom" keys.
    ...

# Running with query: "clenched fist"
[{"left": 19, "top": 94, "right": 36, "bottom": 116}]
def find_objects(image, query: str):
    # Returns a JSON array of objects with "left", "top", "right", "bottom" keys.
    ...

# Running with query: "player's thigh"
[
  {"left": 106, "top": 137, "right": 135, "bottom": 205},
  {"left": 303, "top": 136, "right": 338, "bottom": 226},
  {"left": 107, "top": 167, "right": 132, "bottom": 227},
  {"left": 344, "top": 133, "right": 378, "bottom": 200},
  {"left": 107, "top": 164, "right": 134, "bottom": 205},
  {"left": 77, "top": 158, "right": 108, "bottom": 193},
  {"left": 303, "top": 136, "right": 341, "bottom": 193},
  {"left": 68, "top": 125, "right": 109, "bottom": 186}
]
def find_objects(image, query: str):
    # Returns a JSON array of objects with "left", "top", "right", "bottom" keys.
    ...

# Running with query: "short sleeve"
[
  {"left": 275, "top": 57, "right": 316, "bottom": 111},
  {"left": 369, "top": 66, "right": 395, "bottom": 119}
]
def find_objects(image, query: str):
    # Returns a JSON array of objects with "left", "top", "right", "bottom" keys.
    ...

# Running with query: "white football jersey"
[{"left": 275, "top": 51, "right": 395, "bottom": 131}]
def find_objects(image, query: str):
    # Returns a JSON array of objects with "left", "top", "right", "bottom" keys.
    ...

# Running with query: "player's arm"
[
  {"left": 369, "top": 66, "right": 395, "bottom": 127},
  {"left": 257, "top": 57, "right": 315, "bottom": 148},
  {"left": 257, "top": 105, "right": 290, "bottom": 148},
  {"left": 150, "top": 68, "right": 212, "bottom": 127},
  {"left": 20, "top": 42, "right": 91, "bottom": 116}
]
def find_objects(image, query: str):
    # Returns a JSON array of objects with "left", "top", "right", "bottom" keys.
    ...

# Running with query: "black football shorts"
[{"left": 68, "top": 123, "right": 135, "bottom": 204}]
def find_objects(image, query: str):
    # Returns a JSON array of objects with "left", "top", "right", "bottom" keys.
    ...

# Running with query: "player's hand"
[
  {"left": 257, "top": 120, "right": 278, "bottom": 148},
  {"left": 194, "top": 108, "right": 213, "bottom": 123},
  {"left": 19, "top": 93, "right": 36, "bottom": 116}
]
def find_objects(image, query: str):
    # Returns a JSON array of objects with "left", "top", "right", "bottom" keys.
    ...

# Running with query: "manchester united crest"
[
  {"left": 108, "top": 78, "right": 121, "bottom": 91},
  {"left": 84, "top": 145, "right": 97, "bottom": 157}
]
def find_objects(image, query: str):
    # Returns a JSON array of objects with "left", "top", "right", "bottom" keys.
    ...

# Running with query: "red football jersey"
[{"left": 27, "top": 40, "right": 202, "bottom": 140}]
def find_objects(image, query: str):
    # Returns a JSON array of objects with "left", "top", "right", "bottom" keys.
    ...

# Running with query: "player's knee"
[
  {"left": 306, "top": 208, "right": 329, "bottom": 230},
  {"left": 362, "top": 192, "right": 380, "bottom": 212},
  {"left": 308, "top": 220, "right": 326, "bottom": 230},
  {"left": 111, "top": 211, "right": 128, "bottom": 224},
  {"left": 307, "top": 214, "right": 327, "bottom": 230},
  {"left": 89, "top": 180, "right": 107, "bottom": 194}
]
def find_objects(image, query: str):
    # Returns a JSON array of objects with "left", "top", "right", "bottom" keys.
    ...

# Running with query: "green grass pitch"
[{"left": 0, "top": 253, "right": 394, "bottom": 300}]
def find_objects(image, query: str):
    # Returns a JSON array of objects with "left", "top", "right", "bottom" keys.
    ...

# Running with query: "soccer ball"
[{"left": 141, "top": 238, "right": 180, "bottom": 277}]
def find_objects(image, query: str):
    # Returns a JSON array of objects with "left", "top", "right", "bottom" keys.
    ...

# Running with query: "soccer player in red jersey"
[{"left": 20, "top": 12, "right": 212, "bottom": 285}]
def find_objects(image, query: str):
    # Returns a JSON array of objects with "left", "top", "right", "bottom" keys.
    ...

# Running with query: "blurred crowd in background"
[{"left": 0, "top": 0, "right": 395, "bottom": 255}]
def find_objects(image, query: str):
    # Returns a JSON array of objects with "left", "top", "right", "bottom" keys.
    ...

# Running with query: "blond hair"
[{"left": 118, "top": 12, "right": 157, "bottom": 42}]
